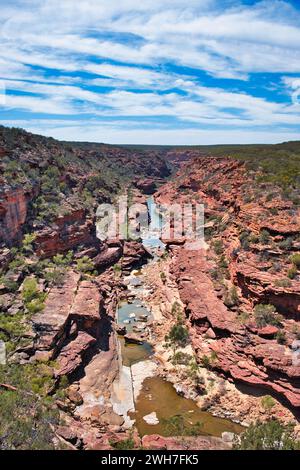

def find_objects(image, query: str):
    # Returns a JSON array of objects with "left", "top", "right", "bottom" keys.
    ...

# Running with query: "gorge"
[{"left": 0, "top": 126, "right": 300, "bottom": 450}]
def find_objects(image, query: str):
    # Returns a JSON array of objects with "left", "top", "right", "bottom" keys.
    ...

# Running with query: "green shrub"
[
  {"left": 278, "top": 237, "right": 293, "bottom": 250},
  {"left": 218, "top": 254, "right": 228, "bottom": 269},
  {"left": 261, "top": 395, "right": 275, "bottom": 410},
  {"left": 234, "top": 419, "right": 300, "bottom": 450},
  {"left": 22, "top": 278, "right": 46, "bottom": 314},
  {"left": 224, "top": 286, "right": 239, "bottom": 307},
  {"left": 274, "top": 278, "right": 291, "bottom": 288},
  {"left": 0, "top": 277, "right": 19, "bottom": 292},
  {"left": 75, "top": 256, "right": 95, "bottom": 273},
  {"left": 200, "top": 353, "right": 218, "bottom": 369},
  {"left": 287, "top": 266, "right": 297, "bottom": 279},
  {"left": 290, "top": 253, "right": 300, "bottom": 268},
  {"left": 44, "top": 268, "right": 65, "bottom": 287},
  {"left": 22, "top": 233, "right": 36, "bottom": 253},
  {"left": 52, "top": 251, "right": 73, "bottom": 267},
  {"left": 239, "top": 231, "right": 250, "bottom": 250},
  {"left": 113, "top": 263, "right": 121, "bottom": 273},
  {"left": 171, "top": 352, "right": 193, "bottom": 366},
  {"left": 259, "top": 230, "right": 270, "bottom": 245},
  {"left": 171, "top": 301, "right": 184, "bottom": 323},
  {"left": 165, "top": 324, "right": 189, "bottom": 350},
  {"left": 254, "top": 304, "right": 282, "bottom": 328},
  {"left": 161, "top": 414, "right": 203, "bottom": 437},
  {"left": 0, "top": 363, "right": 58, "bottom": 450},
  {"left": 212, "top": 240, "right": 224, "bottom": 255},
  {"left": 276, "top": 330, "right": 287, "bottom": 345},
  {"left": 110, "top": 436, "right": 135, "bottom": 450}
]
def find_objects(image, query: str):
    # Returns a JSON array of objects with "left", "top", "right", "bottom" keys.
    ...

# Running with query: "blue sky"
[{"left": 0, "top": 0, "right": 300, "bottom": 144}]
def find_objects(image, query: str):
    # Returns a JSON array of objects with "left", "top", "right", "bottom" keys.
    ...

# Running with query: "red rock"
[
  {"left": 121, "top": 240, "right": 152, "bottom": 270},
  {"left": 141, "top": 434, "right": 230, "bottom": 450},
  {"left": 135, "top": 178, "right": 157, "bottom": 194},
  {"left": 158, "top": 154, "right": 300, "bottom": 408},
  {"left": 32, "top": 270, "right": 81, "bottom": 351},
  {"left": 55, "top": 331, "right": 96, "bottom": 377},
  {"left": 93, "top": 246, "right": 122, "bottom": 269},
  {"left": 34, "top": 212, "right": 97, "bottom": 258},
  {"left": 70, "top": 280, "right": 103, "bottom": 333},
  {"left": 257, "top": 325, "right": 278, "bottom": 338},
  {"left": 0, "top": 187, "right": 35, "bottom": 243}
]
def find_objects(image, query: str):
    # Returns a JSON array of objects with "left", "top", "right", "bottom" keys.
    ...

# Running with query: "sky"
[{"left": 0, "top": 0, "right": 300, "bottom": 145}]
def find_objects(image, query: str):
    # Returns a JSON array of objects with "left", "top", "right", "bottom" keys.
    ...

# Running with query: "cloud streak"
[{"left": 0, "top": 0, "right": 299, "bottom": 143}]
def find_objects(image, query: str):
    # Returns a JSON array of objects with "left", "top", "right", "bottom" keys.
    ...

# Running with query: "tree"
[
  {"left": 254, "top": 304, "right": 282, "bottom": 328},
  {"left": 22, "top": 233, "right": 36, "bottom": 254},
  {"left": 165, "top": 324, "right": 189, "bottom": 352},
  {"left": 234, "top": 419, "right": 300, "bottom": 450}
]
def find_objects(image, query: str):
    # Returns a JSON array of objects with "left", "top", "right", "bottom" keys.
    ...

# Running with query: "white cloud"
[
  {"left": 0, "top": 0, "right": 300, "bottom": 143},
  {"left": 3, "top": 119, "right": 298, "bottom": 145}
]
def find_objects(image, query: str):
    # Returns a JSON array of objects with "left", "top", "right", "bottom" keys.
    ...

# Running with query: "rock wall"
[{"left": 157, "top": 155, "right": 300, "bottom": 409}]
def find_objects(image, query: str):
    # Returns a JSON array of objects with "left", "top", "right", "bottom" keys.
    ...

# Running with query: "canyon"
[{"left": 0, "top": 126, "right": 300, "bottom": 449}]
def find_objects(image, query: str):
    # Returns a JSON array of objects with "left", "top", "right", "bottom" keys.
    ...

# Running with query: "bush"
[
  {"left": 276, "top": 330, "right": 287, "bottom": 345},
  {"left": 261, "top": 395, "right": 275, "bottom": 411},
  {"left": 44, "top": 268, "right": 65, "bottom": 287},
  {"left": 22, "top": 233, "right": 36, "bottom": 254},
  {"left": 171, "top": 301, "right": 184, "bottom": 323},
  {"left": 113, "top": 263, "right": 121, "bottom": 273},
  {"left": 234, "top": 419, "right": 300, "bottom": 450},
  {"left": 22, "top": 277, "right": 46, "bottom": 314},
  {"left": 52, "top": 251, "right": 73, "bottom": 267},
  {"left": 254, "top": 304, "right": 282, "bottom": 328},
  {"left": 161, "top": 414, "right": 203, "bottom": 437},
  {"left": 200, "top": 352, "right": 218, "bottom": 369},
  {"left": 165, "top": 324, "right": 189, "bottom": 350},
  {"left": 287, "top": 266, "right": 297, "bottom": 279},
  {"left": 224, "top": 286, "right": 239, "bottom": 307},
  {"left": 274, "top": 278, "right": 291, "bottom": 288},
  {"left": 0, "top": 277, "right": 19, "bottom": 293},
  {"left": 110, "top": 436, "right": 135, "bottom": 450},
  {"left": 290, "top": 253, "right": 300, "bottom": 268},
  {"left": 259, "top": 230, "right": 270, "bottom": 245},
  {"left": 278, "top": 237, "right": 293, "bottom": 250},
  {"left": 239, "top": 231, "right": 250, "bottom": 250},
  {"left": 0, "top": 363, "right": 58, "bottom": 450},
  {"left": 212, "top": 240, "right": 224, "bottom": 255},
  {"left": 75, "top": 256, "right": 95, "bottom": 274},
  {"left": 171, "top": 352, "right": 193, "bottom": 366}
]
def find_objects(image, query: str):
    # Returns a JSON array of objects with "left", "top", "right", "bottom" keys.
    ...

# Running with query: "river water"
[{"left": 115, "top": 196, "right": 243, "bottom": 438}]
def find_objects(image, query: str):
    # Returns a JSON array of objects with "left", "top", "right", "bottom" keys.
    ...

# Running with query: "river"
[{"left": 113, "top": 196, "right": 243, "bottom": 438}]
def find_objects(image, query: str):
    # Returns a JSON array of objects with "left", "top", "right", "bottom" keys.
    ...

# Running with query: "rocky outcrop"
[
  {"left": 134, "top": 178, "right": 157, "bottom": 194},
  {"left": 0, "top": 186, "right": 35, "bottom": 244},
  {"left": 30, "top": 271, "right": 106, "bottom": 380},
  {"left": 158, "top": 154, "right": 300, "bottom": 410},
  {"left": 141, "top": 434, "right": 231, "bottom": 450},
  {"left": 55, "top": 331, "right": 96, "bottom": 377},
  {"left": 94, "top": 246, "right": 122, "bottom": 270},
  {"left": 170, "top": 248, "right": 241, "bottom": 335},
  {"left": 32, "top": 271, "right": 81, "bottom": 353},
  {"left": 121, "top": 240, "right": 152, "bottom": 272},
  {"left": 34, "top": 210, "right": 98, "bottom": 258},
  {"left": 233, "top": 260, "right": 300, "bottom": 317}
]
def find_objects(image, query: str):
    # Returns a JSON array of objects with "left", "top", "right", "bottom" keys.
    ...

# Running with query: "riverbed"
[{"left": 113, "top": 196, "right": 243, "bottom": 438}]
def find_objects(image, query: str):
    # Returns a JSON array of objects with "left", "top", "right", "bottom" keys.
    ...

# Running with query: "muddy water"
[
  {"left": 130, "top": 377, "right": 243, "bottom": 437},
  {"left": 118, "top": 337, "right": 153, "bottom": 367},
  {"left": 115, "top": 196, "right": 243, "bottom": 438}
]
